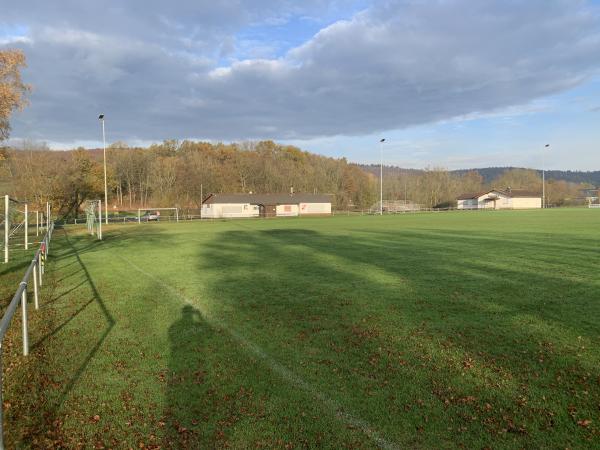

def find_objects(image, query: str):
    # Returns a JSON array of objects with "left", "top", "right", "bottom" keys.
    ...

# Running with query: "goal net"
[
  {"left": 86, "top": 200, "right": 103, "bottom": 240},
  {"left": 1, "top": 195, "right": 47, "bottom": 263}
]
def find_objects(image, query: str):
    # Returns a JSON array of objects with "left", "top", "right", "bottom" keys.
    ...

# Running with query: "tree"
[
  {"left": 417, "top": 168, "right": 454, "bottom": 208},
  {"left": 53, "top": 150, "right": 104, "bottom": 217},
  {"left": 546, "top": 180, "right": 581, "bottom": 206},
  {"left": 0, "top": 50, "right": 30, "bottom": 140},
  {"left": 459, "top": 170, "right": 484, "bottom": 193},
  {"left": 491, "top": 169, "right": 541, "bottom": 191}
]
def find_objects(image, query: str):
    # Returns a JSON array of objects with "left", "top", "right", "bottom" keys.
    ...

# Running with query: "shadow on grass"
[
  {"left": 3, "top": 227, "right": 118, "bottom": 447},
  {"left": 10, "top": 228, "right": 118, "bottom": 446},
  {"left": 0, "top": 259, "right": 33, "bottom": 309},
  {"left": 170, "top": 226, "right": 600, "bottom": 448},
  {"left": 50, "top": 229, "right": 116, "bottom": 409},
  {"left": 0, "top": 259, "right": 31, "bottom": 278},
  {"left": 11, "top": 219, "right": 596, "bottom": 447},
  {"left": 164, "top": 304, "right": 211, "bottom": 447}
]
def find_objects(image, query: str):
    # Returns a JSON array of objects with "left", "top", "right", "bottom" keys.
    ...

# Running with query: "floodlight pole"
[
  {"left": 379, "top": 139, "right": 385, "bottom": 215},
  {"left": 99, "top": 114, "right": 109, "bottom": 224},
  {"left": 543, "top": 144, "right": 549, "bottom": 208}
]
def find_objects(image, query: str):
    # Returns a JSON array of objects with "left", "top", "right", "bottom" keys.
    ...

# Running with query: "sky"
[{"left": 1, "top": 0, "right": 600, "bottom": 170}]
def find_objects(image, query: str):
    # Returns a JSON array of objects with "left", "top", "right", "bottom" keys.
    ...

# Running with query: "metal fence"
[{"left": 0, "top": 220, "right": 54, "bottom": 449}]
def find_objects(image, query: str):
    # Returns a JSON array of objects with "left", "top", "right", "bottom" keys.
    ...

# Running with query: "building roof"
[
  {"left": 505, "top": 189, "right": 542, "bottom": 198},
  {"left": 579, "top": 188, "right": 599, "bottom": 196},
  {"left": 457, "top": 189, "right": 541, "bottom": 200},
  {"left": 203, "top": 193, "right": 332, "bottom": 205},
  {"left": 457, "top": 191, "right": 489, "bottom": 200}
]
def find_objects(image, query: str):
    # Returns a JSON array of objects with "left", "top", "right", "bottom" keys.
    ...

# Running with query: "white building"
[
  {"left": 201, "top": 193, "right": 332, "bottom": 219},
  {"left": 457, "top": 189, "right": 542, "bottom": 210}
]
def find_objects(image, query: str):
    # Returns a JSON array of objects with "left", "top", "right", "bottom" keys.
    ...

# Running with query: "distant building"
[
  {"left": 457, "top": 189, "right": 541, "bottom": 210},
  {"left": 201, "top": 193, "right": 332, "bottom": 218},
  {"left": 579, "top": 188, "right": 599, "bottom": 204}
]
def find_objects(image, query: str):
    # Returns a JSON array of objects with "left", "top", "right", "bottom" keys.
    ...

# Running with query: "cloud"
[{"left": 3, "top": 0, "right": 600, "bottom": 145}]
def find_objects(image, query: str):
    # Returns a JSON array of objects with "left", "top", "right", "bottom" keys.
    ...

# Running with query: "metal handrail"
[{"left": 0, "top": 220, "right": 54, "bottom": 449}]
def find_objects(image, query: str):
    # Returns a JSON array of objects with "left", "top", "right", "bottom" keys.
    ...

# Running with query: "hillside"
[
  {"left": 359, "top": 164, "right": 599, "bottom": 186},
  {"left": 3, "top": 144, "right": 594, "bottom": 216},
  {"left": 452, "top": 167, "right": 600, "bottom": 185}
]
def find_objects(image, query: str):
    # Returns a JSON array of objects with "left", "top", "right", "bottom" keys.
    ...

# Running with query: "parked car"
[{"left": 141, "top": 213, "right": 160, "bottom": 221}]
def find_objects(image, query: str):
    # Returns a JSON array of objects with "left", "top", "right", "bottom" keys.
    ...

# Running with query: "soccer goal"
[
  {"left": 136, "top": 207, "right": 179, "bottom": 223},
  {"left": 1, "top": 195, "right": 50, "bottom": 263},
  {"left": 86, "top": 199, "right": 103, "bottom": 240}
]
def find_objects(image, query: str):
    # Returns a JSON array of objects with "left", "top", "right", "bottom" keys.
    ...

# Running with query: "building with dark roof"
[
  {"left": 201, "top": 193, "right": 332, "bottom": 218},
  {"left": 579, "top": 188, "right": 599, "bottom": 203},
  {"left": 457, "top": 189, "right": 541, "bottom": 210}
]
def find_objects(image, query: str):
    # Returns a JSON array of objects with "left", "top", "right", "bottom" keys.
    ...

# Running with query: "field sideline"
[{"left": 1, "top": 209, "right": 599, "bottom": 448}]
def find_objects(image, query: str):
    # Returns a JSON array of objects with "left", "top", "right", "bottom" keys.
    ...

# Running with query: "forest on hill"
[
  {"left": 451, "top": 167, "right": 600, "bottom": 185},
  {"left": 1, "top": 141, "right": 593, "bottom": 218},
  {"left": 361, "top": 164, "right": 600, "bottom": 186}
]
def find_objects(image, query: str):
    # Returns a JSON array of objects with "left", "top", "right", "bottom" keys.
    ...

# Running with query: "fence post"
[
  {"left": 0, "top": 345, "right": 4, "bottom": 449},
  {"left": 38, "top": 255, "right": 43, "bottom": 286},
  {"left": 33, "top": 259, "right": 39, "bottom": 310},
  {"left": 98, "top": 200, "right": 102, "bottom": 240},
  {"left": 24, "top": 203, "right": 28, "bottom": 250},
  {"left": 41, "top": 238, "right": 45, "bottom": 276},
  {"left": 4, "top": 195, "right": 8, "bottom": 264},
  {"left": 21, "top": 283, "right": 28, "bottom": 356}
]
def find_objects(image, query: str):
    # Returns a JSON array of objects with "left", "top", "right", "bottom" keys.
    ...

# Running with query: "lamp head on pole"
[
  {"left": 98, "top": 114, "right": 104, "bottom": 120},
  {"left": 545, "top": 144, "right": 549, "bottom": 147},
  {"left": 380, "top": 138, "right": 386, "bottom": 143}
]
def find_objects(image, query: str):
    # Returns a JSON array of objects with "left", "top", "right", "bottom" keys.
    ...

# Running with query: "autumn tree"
[
  {"left": 0, "top": 50, "right": 29, "bottom": 141},
  {"left": 8, "top": 146, "right": 58, "bottom": 209},
  {"left": 417, "top": 168, "right": 454, "bottom": 208},
  {"left": 491, "top": 168, "right": 542, "bottom": 191},
  {"left": 2, "top": 139, "right": 587, "bottom": 218},
  {"left": 458, "top": 170, "right": 484, "bottom": 193},
  {"left": 53, "top": 150, "right": 104, "bottom": 217},
  {"left": 545, "top": 180, "right": 581, "bottom": 206}
]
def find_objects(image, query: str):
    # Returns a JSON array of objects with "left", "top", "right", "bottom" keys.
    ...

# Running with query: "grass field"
[{"left": 1, "top": 209, "right": 599, "bottom": 448}]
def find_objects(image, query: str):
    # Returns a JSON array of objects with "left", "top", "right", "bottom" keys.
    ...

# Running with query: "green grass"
[{"left": 2, "top": 209, "right": 600, "bottom": 448}]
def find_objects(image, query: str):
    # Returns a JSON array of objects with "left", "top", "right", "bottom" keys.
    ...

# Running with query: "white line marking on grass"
[{"left": 119, "top": 255, "right": 400, "bottom": 450}]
